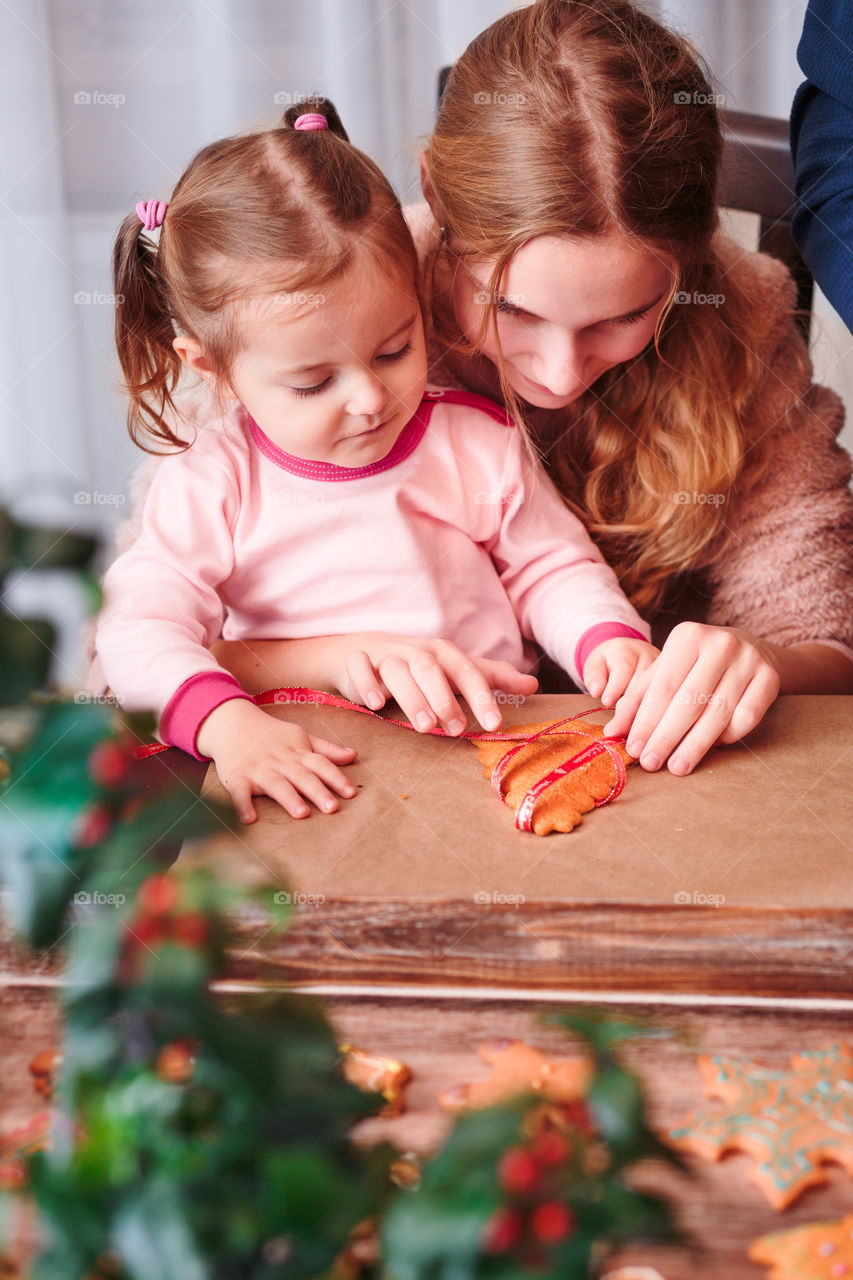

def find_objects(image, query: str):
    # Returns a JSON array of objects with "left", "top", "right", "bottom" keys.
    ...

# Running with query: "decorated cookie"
[
  {"left": 473, "top": 718, "right": 636, "bottom": 835},
  {"left": 439, "top": 1038, "right": 592, "bottom": 1112},
  {"left": 669, "top": 1043, "right": 853, "bottom": 1209},
  {"left": 749, "top": 1212, "right": 853, "bottom": 1279},
  {"left": 339, "top": 1044, "right": 412, "bottom": 1116}
]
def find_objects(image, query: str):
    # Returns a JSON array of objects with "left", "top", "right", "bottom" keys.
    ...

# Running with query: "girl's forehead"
[
  {"left": 235, "top": 269, "right": 420, "bottom": 364},
  {"left": 473, "top": 232, "right": 673, "bottom": 319}
]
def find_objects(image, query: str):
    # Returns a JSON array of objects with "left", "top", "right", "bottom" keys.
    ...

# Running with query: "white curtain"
[{"left": 0, "top": 0, "right": 831, "bottom": 682}]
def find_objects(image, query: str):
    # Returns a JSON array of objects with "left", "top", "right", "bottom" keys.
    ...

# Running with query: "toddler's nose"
[{"left": 346, "top": 370, "right": 387, "bottom": 419}]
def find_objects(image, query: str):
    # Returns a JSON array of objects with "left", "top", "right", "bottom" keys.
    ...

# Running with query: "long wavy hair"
[
  {"left": 113, "top": 97, "right": 418, "bottom": 452},
  {"left": 422, "top": 0, "right": 789, "bottom": 614}
]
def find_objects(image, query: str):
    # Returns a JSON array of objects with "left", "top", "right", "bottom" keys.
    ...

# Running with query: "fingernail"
[
  {"left": 626, "top": 739, "right": 643, "bottom": 756},
  {"left": 670, "top": 756, "right": 692, "bottom": 776},
  {"left": 415, "top": 712, "right": 434, "bottom": 732},
  {"left": 344, "top": 786, "right": 356, "bottom": 797},
  {"left": 367, "top": 692, "right": 383, "bottom": 709},
  {"left": 295, "top": 807, "right": 309, "bottom": 818},
  {"left": 484, "top": 712, "right": 501, "bottom": 730},
  {"left": 640, "top": 752, "right": 660, "bottom": 771},
  {"left": 322, "top": 800, "right": 336, "bottom": 812},
  {"left": 448, "top": 718, "right": 466, "bottom": 735}
]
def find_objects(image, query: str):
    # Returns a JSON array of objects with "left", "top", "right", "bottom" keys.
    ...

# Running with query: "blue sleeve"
[{"left": 790, "top": 0, "right": 853, "bottom": 332}]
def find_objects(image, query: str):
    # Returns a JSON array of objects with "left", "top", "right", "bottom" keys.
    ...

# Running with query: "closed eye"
[
  {"left": 291, "top": 378, "right": 331, "bottom": 398},
  {"left": 378, "top": 340, "right": 412, "bottom": 363},
  {"left": 288, "top": 340, "right": 413, "bottom": 397},
  {"left": 610, "top": 305, "right": 653, "bottom": 327},
  {"left": 495, "top": 297, "right": 661, "bottom": 327}
]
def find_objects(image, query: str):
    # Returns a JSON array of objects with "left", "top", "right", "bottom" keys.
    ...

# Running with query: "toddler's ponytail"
[
  {"left": 113, "top": 211, "right": 186, "bottom": 452},
  {"left": 280, "top": 95, "right": 349, "bottom": 140}
]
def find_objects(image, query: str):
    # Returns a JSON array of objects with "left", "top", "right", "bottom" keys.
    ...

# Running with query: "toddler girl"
[{"left": 95, "top": 99, "right": 657, "bottom": 823}]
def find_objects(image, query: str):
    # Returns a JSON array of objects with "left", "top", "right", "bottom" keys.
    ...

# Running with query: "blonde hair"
[
  {"left": 113, "top": 97, "right": 418, "bottom": 452},
  {"left": 423, "top": 0, "right": 785, "bottom": 615}
]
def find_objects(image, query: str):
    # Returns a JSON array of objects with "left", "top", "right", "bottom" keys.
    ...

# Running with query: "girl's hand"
[
  {"left": 602, "top": 622, "right": 782, "bottom": 774},
  {"left": 196, "top": 698, "right": 358, "bottom": 824},
  {"left": 583, "top": 637, "right": 660, "bottom": 707},
  {"left": 335, "top": 633, "right": 539, "bottom": 735}
]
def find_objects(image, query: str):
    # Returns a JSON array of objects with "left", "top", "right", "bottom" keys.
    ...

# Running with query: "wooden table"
[
  {"left": 184, "top": 693, "right": 853, "bottom": 999},
  {"left": 4, "top": 694, "right": 853, "bottom": 1278}
]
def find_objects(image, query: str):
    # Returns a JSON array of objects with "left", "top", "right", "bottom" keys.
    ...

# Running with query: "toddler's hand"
[
  {"left": 196, "top": 698, "right": 357, "bottom": 824},
  {"left": 335, "top": 633, "right": 539, "bottom": 735},
  {"left": 583, "top": 637, "right": 660, "bottom": 708}
]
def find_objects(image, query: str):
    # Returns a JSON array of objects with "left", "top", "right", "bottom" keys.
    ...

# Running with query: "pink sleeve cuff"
[
  {"left": 574, "top": 623, "right": 650, "bottom": 687},
  {"left": 159, "top": 671, "right": 255, "bottom": 759}
]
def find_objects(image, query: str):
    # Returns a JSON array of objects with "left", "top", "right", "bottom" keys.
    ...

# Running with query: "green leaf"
[{"left": 112, "top": 1179, "right": 210, "bottom": 1280}]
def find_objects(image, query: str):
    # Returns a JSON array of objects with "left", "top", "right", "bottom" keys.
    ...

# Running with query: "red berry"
[
  {"left": 89, "top": 741, "right": 132, "bottom": 788},
  {"left": 530, "top": 1200, "right": 574, "bottom": 1243},
  {"left": 498, "top": 1146, "right": 540, "bottom": 1196},
  {"left": 529, "top": 1129, "right": 571, "bottom": 1167},
  {"left": 171, "top": 912, "right": 209, "bottom": 948},
  {"left": 137, "top": 874, "right": 178, "bottom": 917},
  {"left": 125, "top": 915, "right": 169, "bottom": 948},
  {"left": 74, "top": 803, "right": 112, "bottom": 848},
  {"left": 560, "top": 1100, "right": 594, "bottom": 1135},
  {"left": 481, "top": 1207, "right": 523, "bottom": 1255}
]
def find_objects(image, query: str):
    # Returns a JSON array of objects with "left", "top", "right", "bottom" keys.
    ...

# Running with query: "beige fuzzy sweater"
[{"left": 406, "top": 203, "right": 853, "bottom": 658}]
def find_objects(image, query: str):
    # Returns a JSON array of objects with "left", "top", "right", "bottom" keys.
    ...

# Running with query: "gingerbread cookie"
[
  {"left": 749, "top": 1212, "right": 853, "bottom": 1279},
  {"left": 439, "top": 1038, "right": 591, "bottom": 1112},
  {"left": 473, "top": 718, "right": 635, "bottom": 835},
  {"left": 669, "top": 1044, "right": 853, "bottom": 1209},
  {"left": 339, "top": 1044, "right": 412, "bottom": 1116}
]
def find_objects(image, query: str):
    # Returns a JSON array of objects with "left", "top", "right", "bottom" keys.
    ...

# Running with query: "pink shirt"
[{"left": 94, "top": 388, "right": 649, "bottom": 757}]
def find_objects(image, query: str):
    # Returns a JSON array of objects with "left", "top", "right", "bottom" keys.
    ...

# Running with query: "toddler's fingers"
[
  {"left": 404, "top": 651, "right": 476, "bottom": 735},
  {"left": 264, "top": 775, "right": 312, "bottom": 820},
  {"left": 482, "top": 662, "right": 539, "bottom": 693},
  {"left": 465, "top": 661, "right": 538, "bottom": 729},
  {"left": 602, "top": 666, "right": 653, "bottom": 742},
  {"left": 582, "top": 649, "right": 609, "bottom": 699},
  {"left": 228, "top": 780, "right": 257, "bottom": 825},
  {"left": 302, "top": 752, "right": 357, "bottom": 800},
  {"left": 376, "top": 655, "right": 442, "bottom": 733},
  {"left": 279, "top": 764, "right": 345, "bottom": 814},
  {"left": 308, "top": 733, "right": 358, "bottom": 763},
  {"left": 600, "top": 658, "right": 638, "bottom": 707},
  {"left": 345, "top": 650, "right": 387, "bottom": 711}
]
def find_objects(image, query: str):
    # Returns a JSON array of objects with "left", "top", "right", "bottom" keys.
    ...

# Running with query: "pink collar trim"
[{"left": 246, "top": 394, "right": 439, "bottom": 482}]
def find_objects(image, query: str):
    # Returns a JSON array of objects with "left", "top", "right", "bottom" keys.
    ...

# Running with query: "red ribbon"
[{"left": 136, "top": 687, "right": 628, "bottom": 832}]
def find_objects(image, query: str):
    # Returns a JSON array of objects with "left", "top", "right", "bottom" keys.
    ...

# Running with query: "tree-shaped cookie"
[
  {"left": 473, "top": 717, "right": 636, "bottom": 835},
  {"left": 669, "top": 1044, "right": 853, "bottom": 1209},
  {"left": 749, "top": 1211, "right": 853, "bottom": 1279},
  {"left": 439, "top": 1038, "right": 592, "bottom": 1111}
]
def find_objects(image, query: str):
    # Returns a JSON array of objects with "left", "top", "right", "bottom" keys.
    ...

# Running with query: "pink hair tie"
[
  {"left": 293, "top": 113, "right": 328, "bottom": 132},
  {"left": 136, "top": 199, "right": 168, "bottom": 231}
]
